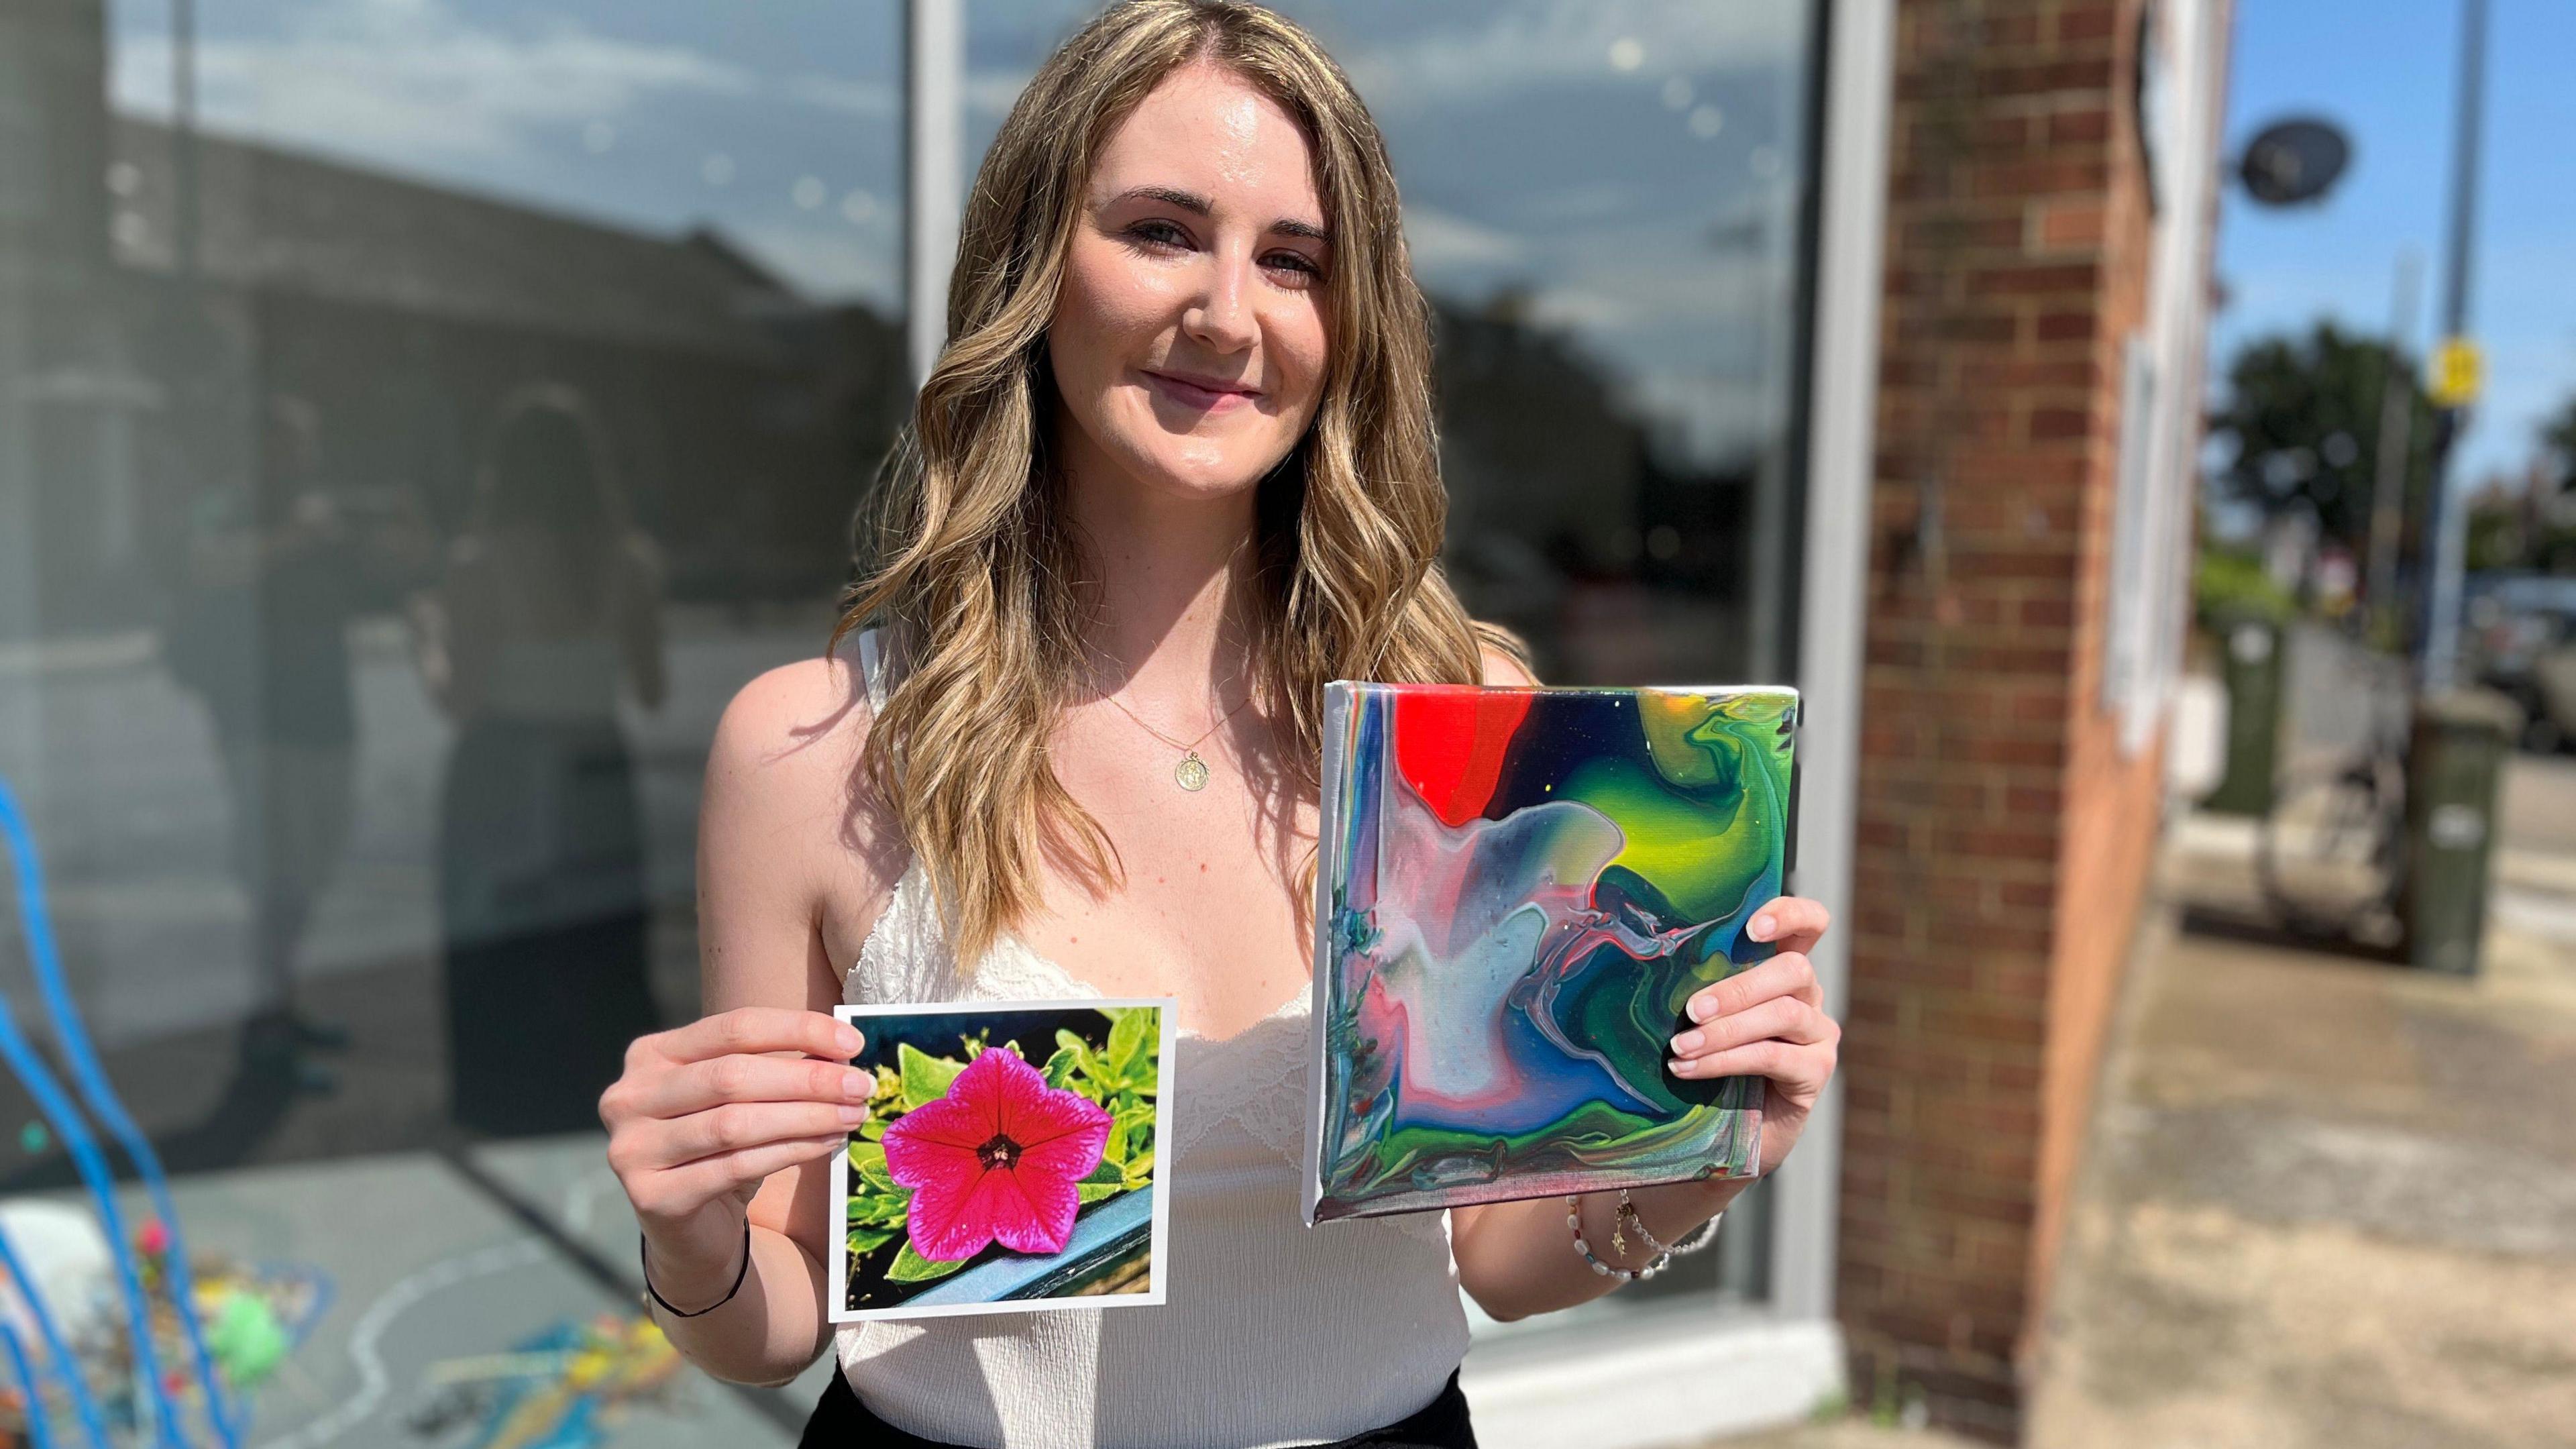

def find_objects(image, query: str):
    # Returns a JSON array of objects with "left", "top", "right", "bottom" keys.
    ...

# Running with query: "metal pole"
[
  {"left": 1772, "top": 0, "right": 1895, "bottom": 1327},
  {"left": 904, "top": 0, "right": 965, "bottom": 392},
  {"left": 2364, "top": 250, "right": 2419, "bottom": 644},
  {"left": 2419, "top": 0, "right": 2487, "bottom": 692},
  {"left": 172, "top": 0, "right": 199, "bottom": 278}
]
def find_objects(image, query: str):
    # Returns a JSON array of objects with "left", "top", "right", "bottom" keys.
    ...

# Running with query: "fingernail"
[
  {"left": 835, "top": 1026, "right": 864, "bottom": 1056},
  {"left": 1748, "top": 915, "right": 1775, "bottom": 941},
  {"left": 1688, "top": 996, "right": 1715, "bottom": 1024},
  {"left": 1668, "top": 1058, "right": 1696, "bottom": 1077},
  {"left": 838, "top": 1104, "right": 871, "bottom": 1125},
  {"left": 1670, "top": 1030, "right": 1704, "bottom": 1055},
  {"left": 843, "top": 1071, "right": 875, "bottom": 1102}
]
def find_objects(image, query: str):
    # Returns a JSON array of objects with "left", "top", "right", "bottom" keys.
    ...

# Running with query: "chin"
[{"left": 1117, "top": 435, "right": 1286, "bottom": 504}]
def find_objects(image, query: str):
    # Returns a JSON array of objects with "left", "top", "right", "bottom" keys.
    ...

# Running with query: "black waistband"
[{"left": 800, "top": 1366, "right": 1477, "bottom": 1449}]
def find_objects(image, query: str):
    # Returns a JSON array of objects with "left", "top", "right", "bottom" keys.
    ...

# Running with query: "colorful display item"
[
  {"left": 1302, "top": 681, "right": 1798, "bottom": 1224},
  {"left": 830, "top": 1000, "right": 1176, "bottom": 1323}
]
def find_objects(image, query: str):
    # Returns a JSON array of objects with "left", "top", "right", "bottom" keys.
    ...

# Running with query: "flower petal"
[
  {"left": 991, "top": 1164, "right": 1081, "bottom": 1255},
  {"left": 1002, "top": 1076, "right": 1115, "bottom": 1155},
  {"left": 881, "top": 1097, "right": 991, "bottom": 1183},
  {"left": 1015, "top": 1111, "right": 1111, "bottom": 1183},
  {"left": 901, "top": 1159, "right": 998, "bottom": 1261}
]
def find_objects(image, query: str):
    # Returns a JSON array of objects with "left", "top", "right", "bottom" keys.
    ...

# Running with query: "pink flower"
[{"left": 881, "top": 1046, "right": 1114, "bottom": 1261}]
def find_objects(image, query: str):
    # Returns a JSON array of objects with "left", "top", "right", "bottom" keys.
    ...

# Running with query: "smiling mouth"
[{"left": 1143, "top": 370, "right": 1258, "bottom": 409}]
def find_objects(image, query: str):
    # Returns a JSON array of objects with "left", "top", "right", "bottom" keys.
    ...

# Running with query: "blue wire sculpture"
[
  {"left": 0, "top": 1297, "right": 64, "bottom": 1449},
  {"left": 0, "top": 1222, "right": 104, "bottom": 1448},
  {"left": 0, "top": 780, "right": 229, "bottom": 1448}
]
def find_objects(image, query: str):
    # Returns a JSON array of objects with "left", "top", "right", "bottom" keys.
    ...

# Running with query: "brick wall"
[{"left": 1837, "top": 0, "right": 2189, "bottom": 1437}]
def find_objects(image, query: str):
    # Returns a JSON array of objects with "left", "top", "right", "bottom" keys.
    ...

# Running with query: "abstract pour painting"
[
  {"left": 831, "top": 1000, "right": 1175, "bottom": 1321},
  {"left": 1303, "top": 682, "right": 1798, "bottom": 1224}
]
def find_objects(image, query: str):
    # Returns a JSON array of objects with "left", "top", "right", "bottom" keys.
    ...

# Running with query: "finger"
[
  {"left": 1685, "top": 953, "right": 1819, "bottom": 1024},
  {"left": 1668, "top": 1036, "right": 1838, "bottom": 1092},
  {"left": 1744, "top": 897, "right": 1831, "bottom": 955},
  {"left": 625, "top": 1054, "right": 875, "bottom": 1122},
  {"left": 649, "top": 1100, "right": 874, "bottom": 1171},
  {"left": 659, "top": 1008, "right": 862, "bottom": 1067},
  {"left": 633, "top": 1135, "right": 849, "bottom": 1218},
  {"left": 1668, "top": 996, "right": 1832, "bottom": 1060}
]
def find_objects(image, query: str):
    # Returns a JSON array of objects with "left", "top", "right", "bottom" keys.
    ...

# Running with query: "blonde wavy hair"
[{"left": 833, "top": 0, "right": 1519, "bottom": 960}]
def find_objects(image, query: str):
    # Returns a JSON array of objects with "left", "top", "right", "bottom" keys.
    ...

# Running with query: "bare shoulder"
[
  {"left": 701, "top": 647, "right": 904, "bottom": 937},
  {"left": 1474, "top": 621, "right": 1541, "bottom": 687}
]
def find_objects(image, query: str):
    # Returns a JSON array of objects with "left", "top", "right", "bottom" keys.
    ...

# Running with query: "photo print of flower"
[{"left": 829, "top": 1000, "right": 1175, "bottom": 1322}]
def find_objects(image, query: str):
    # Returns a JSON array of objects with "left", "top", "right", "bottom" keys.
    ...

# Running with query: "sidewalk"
[{"left": 1720, "top": 753, "right": 2576, "bottom": 1449}]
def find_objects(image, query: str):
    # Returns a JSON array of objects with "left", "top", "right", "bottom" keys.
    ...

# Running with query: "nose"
[{"left": 1180, "top": 242, "right": 1260, "bottom": 356}]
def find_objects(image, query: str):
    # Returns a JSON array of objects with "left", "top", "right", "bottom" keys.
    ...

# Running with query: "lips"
[{"left": 1143, "top": 370, "right": 1258, "bottom": 409}]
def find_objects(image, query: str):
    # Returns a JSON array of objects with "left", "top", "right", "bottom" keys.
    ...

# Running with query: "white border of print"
[{"left": 828, "top": 998, "right": 1178, "bottom": 1324}]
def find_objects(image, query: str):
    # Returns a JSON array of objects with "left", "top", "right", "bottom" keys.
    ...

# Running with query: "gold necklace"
[{"left": 1097, "top": 688, "right": 1250, "bottom": 792}]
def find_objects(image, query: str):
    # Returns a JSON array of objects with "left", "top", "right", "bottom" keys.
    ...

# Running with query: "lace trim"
[{"left": 847, "top": 861, "right": 1316, "bottom": 1167}]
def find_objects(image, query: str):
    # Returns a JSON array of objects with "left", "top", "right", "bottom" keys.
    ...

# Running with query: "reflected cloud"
[
  {"left": 113, "top": 0, "right": 751, "bottom": 167},
  {"left": 1328, "top": 0, "right": 1801, "bottom": 110}
]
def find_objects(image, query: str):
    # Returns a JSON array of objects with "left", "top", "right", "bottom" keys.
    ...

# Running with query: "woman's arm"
[
  {"left": 1448, "top": 641, "right": 1839, "bottom": 1321},
  {"left": 599, "top": 655, "right": 892, "bottom": 1384}
]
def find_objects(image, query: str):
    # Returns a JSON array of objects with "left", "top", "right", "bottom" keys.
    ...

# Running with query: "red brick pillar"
[{"left": 1837, "top": 0, "right": 2199, "bottom": 1438}]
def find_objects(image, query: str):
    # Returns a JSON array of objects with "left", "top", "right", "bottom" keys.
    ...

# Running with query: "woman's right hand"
[{"left": 600, "top": 1008, "right": 875, "bottom": 1301}]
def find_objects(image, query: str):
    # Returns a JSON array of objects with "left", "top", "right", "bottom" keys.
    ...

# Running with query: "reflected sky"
[
  {"left": 103, "top": 0, "right": 1813, "bottom": 469},
  {"left": 106, "top": 0, "right": 909, "bottom": 305}
]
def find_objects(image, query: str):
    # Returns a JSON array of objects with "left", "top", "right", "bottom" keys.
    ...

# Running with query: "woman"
[
  {"left": 423, "top": 382, "right": 669, "bottom": 1136},
  {"left": 598, "top": 3, "right": 1839, "bottom": 1445}
]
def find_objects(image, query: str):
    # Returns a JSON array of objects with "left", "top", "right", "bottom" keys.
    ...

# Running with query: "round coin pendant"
[{"left": 1173, "top": 751, "right": 1210, "bottom": 792}]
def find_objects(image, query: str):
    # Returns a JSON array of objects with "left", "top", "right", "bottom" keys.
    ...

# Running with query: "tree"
[{"left": 2207, "top": 321, "right": 2438, "bottom": 557}]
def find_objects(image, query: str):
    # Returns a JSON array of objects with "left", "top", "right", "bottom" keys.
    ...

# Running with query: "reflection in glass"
[
  {"left": 3, "top": 2, "right": 902, "bottom": 1435},
  {"left": 420, "top": 384, "right": 665, "bottom": 1137}
]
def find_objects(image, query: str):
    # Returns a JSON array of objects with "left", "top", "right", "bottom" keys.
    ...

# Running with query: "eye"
[
  {"left": 1264, "top": 250, "right": 1324, "bottom": 283},
  {"left": 1123, "top": 219, "right": 1192, "bottom": 252}
]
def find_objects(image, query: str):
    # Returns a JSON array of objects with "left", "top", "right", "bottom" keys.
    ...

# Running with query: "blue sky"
[{"left": 2212, "top": 0, "right": 2576, "bottom": 488}]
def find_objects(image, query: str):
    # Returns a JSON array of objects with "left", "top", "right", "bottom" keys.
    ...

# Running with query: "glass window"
[
  {"left": 0, "top": 0, "right": 900, "bottom": 1436},
  {"left": 969, "top": 0, "right": 1819, "bottom": 1328}
]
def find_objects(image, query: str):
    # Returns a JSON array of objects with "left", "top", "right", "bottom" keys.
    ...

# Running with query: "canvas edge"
[
  {"left": 826, "top": 997, "right": 1179, "bottom": 1322},
  {"left": 1300, "top": 680, "right": 1356, "bottom": 1228}
]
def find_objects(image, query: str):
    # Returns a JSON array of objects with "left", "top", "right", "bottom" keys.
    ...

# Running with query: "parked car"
[{"left": 2465, "top": 571, "right": 2576, "bottom": 751}]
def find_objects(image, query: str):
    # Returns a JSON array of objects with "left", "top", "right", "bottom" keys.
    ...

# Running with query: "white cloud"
[
  {"left": 112, "top": 0, "right": 751, "bottom": 167},
  {"left": 1403, "top": 204, "right": 1526, "bottom": 269},
  {"left": 784, "top": 72, "right": 899, "bottom": 119},
  {"left": 731, "top": 219, "right": 901, "bottom": 309},
  {"left": 1334, "top": 0, "right": 1803, "bottom": 111}
]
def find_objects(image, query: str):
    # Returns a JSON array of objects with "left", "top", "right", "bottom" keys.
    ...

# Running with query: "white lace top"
[{"left": 830, "top": 633, "right": 1471, "bottom": 1449}]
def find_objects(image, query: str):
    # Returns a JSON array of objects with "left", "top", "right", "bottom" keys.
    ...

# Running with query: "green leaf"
[
  {"left": 1042, "top": 1046, "right": 1081, "bottom": 1091},
  {"left": 898, "top": 1042, "right": 966, "bottom": 1110},
  {"left": 1108, "top": 1008, "right": 1151, "bottom": 1076},
  {"left": 845, "top": 1226, "right": 899, "bottom": 1258},
  {"left": 1079, "top": 1159, "right": 1126, "bottom": 1185},
  {"left": 1108, "top": 1010, "right": 1159, "bottom": 1077},
  {"left": 847, "top": 1189, "right": 910, "bottom": 1227},
  {"left": 857, "top": 1116, "right": 888, "bottom": 1141},
  {"left": 1075, "top": 1181, "right": 1127, "bottom": 1204},
  {"left": 1103, "top": 1119, "right": 1129, "bottom": 1165},
  {"left": 1122, "top": 1150, "right": 1154, "bottom": 1186},
  {"left": 850, "top": 1140, "right": 898, "bottom": 1193},
  {"left": 885, "top": 1241, "right": 970, "bottom": 1284}
]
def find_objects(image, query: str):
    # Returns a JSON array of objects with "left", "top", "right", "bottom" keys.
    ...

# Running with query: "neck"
[{"left": 1058, "top": 431, "right": 1260, "bottom": 713}]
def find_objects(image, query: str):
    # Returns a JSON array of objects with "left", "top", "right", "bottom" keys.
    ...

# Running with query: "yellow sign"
[{"left": 2429, "top": 337, "right": 2483, "bottom": 408}]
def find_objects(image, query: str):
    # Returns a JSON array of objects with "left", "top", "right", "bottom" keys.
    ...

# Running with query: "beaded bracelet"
[
  {"left": 1617, "top": 1187, "right": 1724, "bottom": 1260},
  {"left": 1564, "top": 1193, "right": 1668, "bottom": 1281}
]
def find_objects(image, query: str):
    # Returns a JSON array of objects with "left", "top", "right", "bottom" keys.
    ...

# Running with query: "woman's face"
[{"left": 1048, "top": 60, "right": 1334, "bottom": 507}]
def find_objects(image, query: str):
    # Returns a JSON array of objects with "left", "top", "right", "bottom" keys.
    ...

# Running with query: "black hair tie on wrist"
[{"left": 641, "top": 1218, "right": 751, "bottom": 1318}]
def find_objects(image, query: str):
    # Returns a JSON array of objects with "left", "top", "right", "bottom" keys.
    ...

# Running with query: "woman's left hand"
[{"left": 1670, "top": 896, "right": 1838, "bottom": 1177}]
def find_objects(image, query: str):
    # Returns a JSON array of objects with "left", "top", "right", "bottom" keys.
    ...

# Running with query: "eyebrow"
[{"left": 1109, "top": 184, "right": 1331, "bottom": 244}]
